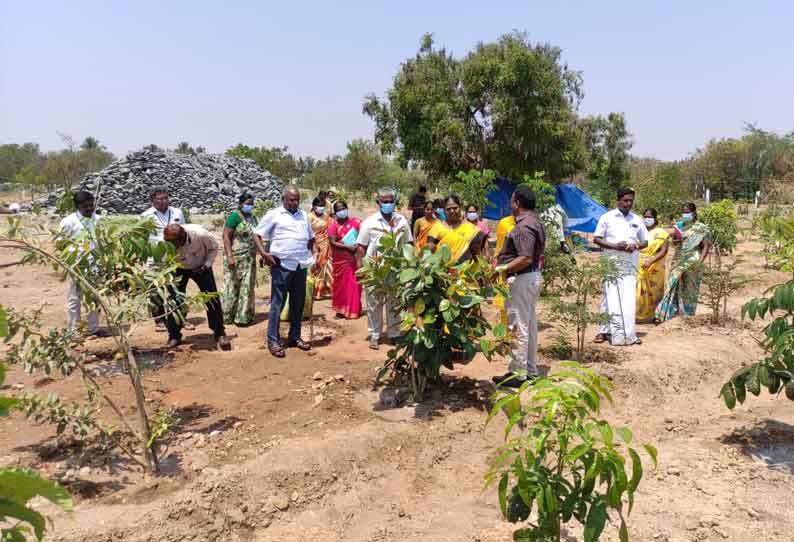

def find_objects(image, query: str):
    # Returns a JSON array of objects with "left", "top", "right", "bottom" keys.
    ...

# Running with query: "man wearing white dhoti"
[{"left": 593, "top": 188, "right": 648, "bottom": 346}]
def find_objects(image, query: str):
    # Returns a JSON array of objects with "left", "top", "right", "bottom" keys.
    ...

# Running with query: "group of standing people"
[
  {"left": 59, "top": 182, "right": 712, "bottom": 390},
  {"left": 593, "top": 188, "right": 712, "bottom": 347}
]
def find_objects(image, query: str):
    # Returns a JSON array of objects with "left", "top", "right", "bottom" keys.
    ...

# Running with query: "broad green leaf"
[
  {"left": 720, "top": 382, "right": 736, "bottom": 409},
  {"left": 0, "top": 469, "right": 72, "bottom": 510},
  {"left": 398, "top": 268, "right": 419, "bottom": 283},
  {"left": 0, "top": 306, "right": 8, "bottom": 337},
  {"left": 628, "top": 448, "right": 643, "bottom": 497},
  {"left": 617, "top": 427, "right": 633, "bottom": 444},
  {"left": 414, "top": 298, "right": 426, "bottom": 315},
  {"left": 583, "top": 500, "right": 608, "bottom": 542},
  {"left": 0, "top": 497, "right": 46, "bottom": 540},
  {"left": 493, "top": 323, "right": 507, "bottom": 338}
]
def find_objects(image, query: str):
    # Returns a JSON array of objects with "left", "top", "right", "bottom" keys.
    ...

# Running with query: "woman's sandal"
[{"left": 593, "top": 333, "right": 609, "bottom": 344}]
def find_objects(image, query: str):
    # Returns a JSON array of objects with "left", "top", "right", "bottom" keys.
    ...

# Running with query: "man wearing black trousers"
[
  {"left": 254, "top": 185, "right": 315, "bottom": 358},
  {"left": 162, "top": 224, "right": 231, "bottom": 350}
]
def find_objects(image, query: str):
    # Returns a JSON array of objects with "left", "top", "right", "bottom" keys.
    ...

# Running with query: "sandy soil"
[{"left": 1, "top": 210, "right": 793, "bottom": 542}]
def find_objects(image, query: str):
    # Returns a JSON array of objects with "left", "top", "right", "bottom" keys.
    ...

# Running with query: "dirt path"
[{"left": 2, "top": 219, "right": 793, "bottom": 542}]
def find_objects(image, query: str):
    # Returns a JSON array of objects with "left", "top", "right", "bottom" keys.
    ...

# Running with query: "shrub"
[
  {"left": 486, "top": 362, "right": 657, "bottom": 542},
  {"left": 357, "top": 232, "right": 510, "bottom": 400},
  {"left": 722, "top": 277, "right": 794, "bottom": 408},
  {"left": 700, "top": 199, "right": 738, "bottom": 261},
  {"left": 700, "top": 259, "right": 749, "bottom": 324}
]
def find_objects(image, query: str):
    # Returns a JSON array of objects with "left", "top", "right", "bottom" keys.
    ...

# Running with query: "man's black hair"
[
  {"left": 418, "top": 185, "right": 427, "bottom": 193},
  {"left": 616, "top": 187, "right": 635, "bottom": 199},
  {"left": 73, "top": 190, "right": 94, "bottom": 207},
  {"left": 150, "top": 186, "right": 169, "bottom": 199},
  {"left": 512, "top": 186, "right": 536, "bottom": 210}
]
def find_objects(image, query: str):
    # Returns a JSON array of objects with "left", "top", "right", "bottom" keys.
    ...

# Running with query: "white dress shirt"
[
  {"left": 357, "top": 211, "right": 413, "bottom": 260},
  {"left": 255, "top": 207, "right": 315, "bottom": 271},
  {"left": 59, "top": 211, "right": 98, "bottom": 238},
  {"left": 141, "top": 206, "right": 184, "bottom": 242},
  {"left": 594, "top": 209, "right": 648, "bottom": 271}
]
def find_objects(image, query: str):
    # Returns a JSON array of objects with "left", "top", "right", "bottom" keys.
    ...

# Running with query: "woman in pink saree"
[{"left": 327, "top": 200, "right": 363, "bottom": 319}]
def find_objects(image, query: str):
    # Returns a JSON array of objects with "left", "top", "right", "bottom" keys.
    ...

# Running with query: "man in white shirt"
[
  {"left": 356, "top": 187, "right": 413, "bottom": 350},
  {"left": 140, "top": 187, "right": 185, "bottom": 331},
  {"left": 59, "top": 191, "right": 103, "bottom": 336},
  {"left": 255, "top": 185, "right": 315, "bottom": 358},
  {"left": 593, "top": 188, "right": 648, "bottom": 346},
  {"left": 140, "top": 186, "right": 184, "bottom": 242}
]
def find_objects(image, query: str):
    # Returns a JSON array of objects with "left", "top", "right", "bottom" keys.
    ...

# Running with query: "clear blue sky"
[{"left": 1, "top": 1, "right": 792, "bottom": 162}]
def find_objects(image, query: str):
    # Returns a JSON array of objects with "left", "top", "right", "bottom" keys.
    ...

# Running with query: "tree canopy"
[{"left": 364, "top": 32, "right": 630, "bottom": 185}]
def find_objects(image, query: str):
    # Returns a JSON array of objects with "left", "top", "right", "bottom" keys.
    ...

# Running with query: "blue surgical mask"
[
  {"left": 241, "top": 204, "right": 254, "bottom": 215},
  {"left": 643, "top": 217, "right": 655, "bottom": 227},
  {"left": 466, "top": 212, "right": 479, "bottom": 222},
  {"left": 336, "top": 209, "right": 349, "bottom": 220},
  {"left": 315, "top": 207, "right": 325, "bottom": 216},
  {"left": 380, "top": 202, "right": 395, "bottom": 215},
  {"left": 436, "top": 208, "right": 447, "bottom": 221},
  {"left": 681, "top": 212, "right": 694, "bottom": 223}
]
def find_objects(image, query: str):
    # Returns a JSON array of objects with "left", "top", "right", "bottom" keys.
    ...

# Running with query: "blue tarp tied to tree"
[{"left": 484, "top": 180, "right": 607, "bottom": 233}]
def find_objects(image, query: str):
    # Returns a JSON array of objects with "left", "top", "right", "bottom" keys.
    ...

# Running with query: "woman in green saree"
[{"left": 654, "top": 202, "right": 711, "bottom": 322}]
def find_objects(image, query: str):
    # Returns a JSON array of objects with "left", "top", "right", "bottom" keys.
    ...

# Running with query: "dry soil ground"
[{"left": 1, "top": 210, "right": 793, "bottom": 542}]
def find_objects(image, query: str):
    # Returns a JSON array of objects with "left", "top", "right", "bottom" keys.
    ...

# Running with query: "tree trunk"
[{"left": 119, "top": 333, "right": 158, "bottom": 473}]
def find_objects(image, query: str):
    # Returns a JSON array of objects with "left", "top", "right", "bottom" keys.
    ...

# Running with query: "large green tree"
[
  {"left": 364, "top": 32, "right": 588, "bottom": 182},
  {"left": 581, "top": 113, "right": 633, "bottom": 204}
]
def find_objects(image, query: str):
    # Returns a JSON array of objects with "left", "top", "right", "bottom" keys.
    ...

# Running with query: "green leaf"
[
  {"left": 617, "top": 427, "right": 633, "bottom": 444},
  {"left": 619, "top": 517, "right": 629, "bottom": 542},
  {"left": 0, "top": 469, "right": 72, "bottom": 510},
  {"left": 628, "top": 448, "right": 643, "bottom": 497},
  {"left": 720, "top": 382, "right": 736, "bottom": 409},
  {"left": 642, "top": 443, "right": 658, "bottom": 469},
  {"left": 398, "top": 268, "right": 419, "bottom": 283},
  {"left": 493, "top": 323, "right": 507, "bottom": 338},
  {"left": 0, "top": 306, "right": 8, "bottom": 337},
  {"left": 497, "top": 473, "right": 508, "bottom": 518},
  {"left": 596, "top": 421, "right": 614, "bottom": 447},
  {"left": 0, "top": 397, "right": 19, "bottom": 417},
  {"left": 583, "top": 500, "right": 608, "bottom": 542},
  {"left": 0, "top": 497, "right": 46, "bottom": 540}
]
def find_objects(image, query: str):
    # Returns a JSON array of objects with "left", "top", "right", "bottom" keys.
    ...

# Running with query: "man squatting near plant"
[
  {"left": 492, "top": 186, "right": 546, "bottom": 387},
  {"left": 593, "top": 188, "right": 648, "bottom": 346},
  {"left": 162, "top": 223, "right": 232, "bottom": 350},
  {"left": 140, "top": 187, "right": 185, "bottom": 333}
]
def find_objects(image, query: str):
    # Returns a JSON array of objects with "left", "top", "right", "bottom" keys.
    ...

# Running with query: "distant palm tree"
[
  {"left": 143, "top": 144, "right": 162, "bottom": 152},
  {"left": 175, "top": 142, "right": 194, "bottom": 155}
]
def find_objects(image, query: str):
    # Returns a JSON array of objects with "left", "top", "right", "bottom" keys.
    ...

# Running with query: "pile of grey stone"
[{"left": 37, "top": 149, "right": 284, "bottom": 214}]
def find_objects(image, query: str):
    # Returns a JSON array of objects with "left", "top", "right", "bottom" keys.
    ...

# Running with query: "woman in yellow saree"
[
  {"left": 493, "top": 213, "right": 517, "bottom": 324},
  {"left": 636, "top": 208, "right": 669, "bottom": 321}
]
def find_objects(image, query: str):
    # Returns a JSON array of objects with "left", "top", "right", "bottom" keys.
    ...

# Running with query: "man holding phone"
[{"left": 255, "top": 186, "right": 315, "bottom": 358}]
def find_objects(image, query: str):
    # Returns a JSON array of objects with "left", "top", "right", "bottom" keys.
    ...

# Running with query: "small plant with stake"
[
  {"left": 545, "top": 257, "right": 620, "bottom": 360},
  {"left": 486, "top": 362, "right": 658, "bottom": 542},
  {"left": 699, "top": 259, "right": 749, "bottom": 324},
  {"left": 357, "top": 232, "right": 510, "bottom": 401},
  {"left": 1, "top": 215, "right": 208, "bottom": 473}
]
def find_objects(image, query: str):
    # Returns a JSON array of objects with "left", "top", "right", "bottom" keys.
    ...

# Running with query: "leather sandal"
[
  {"left": 287, "top": 338, "right": 311, "bottom": 351},
  {"left": 268, "top": 342, "right": 286, "bottom": 358}
]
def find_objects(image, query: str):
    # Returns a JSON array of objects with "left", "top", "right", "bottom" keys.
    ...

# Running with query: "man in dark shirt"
[
  {"left": 493, "top": 185, "right": 546, "bottom": 388},
  {"left": 408, "top": 185, "right": 427, "bottom": 228}
]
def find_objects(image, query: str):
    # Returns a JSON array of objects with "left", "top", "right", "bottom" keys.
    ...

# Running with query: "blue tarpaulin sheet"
[
  {"left": 484, "top": 180, "right": 607, "bottom": 233},
  {"left": 554, "top": 184, "right": 608, "bottom": 234}
]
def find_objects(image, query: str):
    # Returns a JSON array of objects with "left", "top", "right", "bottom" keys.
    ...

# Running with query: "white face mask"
[
  {"left": 315, "top": 207, "right": 325, "bottom": 216},
  {"left": 643, "top": 217, "right": 655, "bottom": 227},
  {"left": 466, "top": 212, "right": 479, "bottom": 222}
]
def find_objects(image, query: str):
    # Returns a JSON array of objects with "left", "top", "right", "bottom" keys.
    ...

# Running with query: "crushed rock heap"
[{"left": 42, "top": 149, "right": 284, "bottom": 214}]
